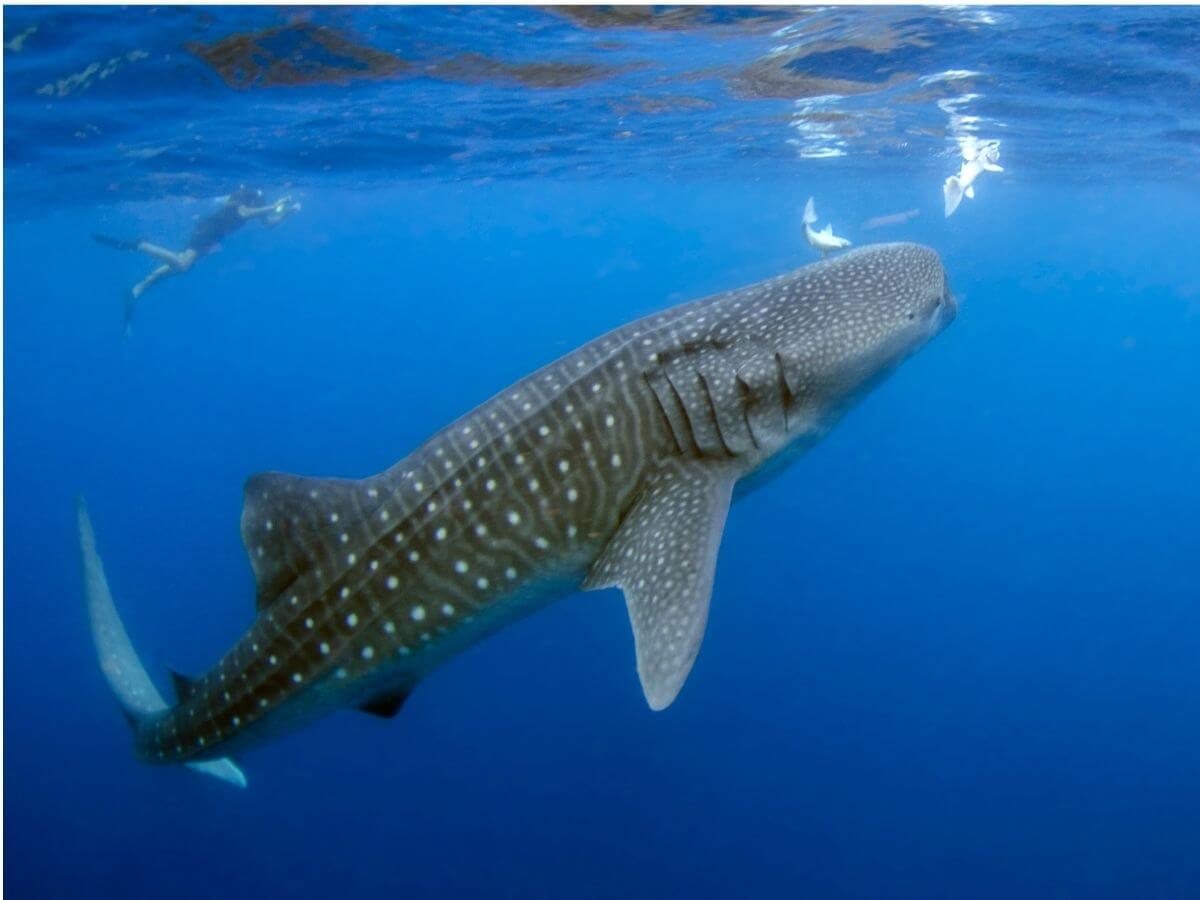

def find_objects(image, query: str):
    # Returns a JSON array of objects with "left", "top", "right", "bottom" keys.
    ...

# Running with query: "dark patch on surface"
[
  {"left": 728, "top": 14, "right": 940, "bottom": 99},
  {"left": 792, "top": 110, "right": 856, "bottom": 125},
  {"left": 546, "top": 5, "right": 802, "bottom": 32},
  {"left": 428, "top": 52, "right": 624, "bottom": 89},
  {"left": 893, "top": 78, "right": 981, "bottom": 104},
  {"left": 731, "top": 60, "right": 914, "bottom": 101},
  {"left": 607, "top": 94, "right": 716, "bottom": 116},
  {"left": 187, "top": 23, "right": 407, "bottom": 89}
]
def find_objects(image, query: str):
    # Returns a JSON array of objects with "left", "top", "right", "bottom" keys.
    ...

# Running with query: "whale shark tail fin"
[
  {"left": 943, "top": 175, "right": 965, "bottom": 217},
  {"left": 803, "top": 196, "right": 818, "bottom": 225},
  {"left": 77, "top": 498, "right": 247, "bottom": 788}
]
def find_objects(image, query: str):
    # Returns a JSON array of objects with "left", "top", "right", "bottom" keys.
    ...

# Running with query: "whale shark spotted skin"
[{"left": 81, "top": 242, "right": 956, "bottom": 783}]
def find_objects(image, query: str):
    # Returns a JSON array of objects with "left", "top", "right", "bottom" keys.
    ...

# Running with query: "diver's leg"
[
  {"left": 131, "top": 264, "right": 175, "bottom": 300},
  {"left": 136, "top": 243, "right": 196, "bottom": 271},
  {"left": 124, "top": 249, "right": 198, "bottom": 338},
  {"left": 131, "top": 247, "right": 197, "bottom": 298},
  {"left": 125, "top": 264, "right": 175, "bottom": 340}
]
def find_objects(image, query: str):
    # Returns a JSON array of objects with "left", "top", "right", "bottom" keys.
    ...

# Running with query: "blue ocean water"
[{"left": 4, "top": 5, "right": 1200, "bottom": 898}]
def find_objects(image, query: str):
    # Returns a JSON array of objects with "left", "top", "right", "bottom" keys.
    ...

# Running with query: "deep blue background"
[{"left": 5, "top": 174, "right": 1200, "bottom": 898}]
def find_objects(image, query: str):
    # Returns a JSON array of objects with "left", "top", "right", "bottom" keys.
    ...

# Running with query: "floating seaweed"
[
  {"left": 606, "top": 94, "right": 717, "bottom": 116},
  {"left": 731, "top": 60, "right": 915, "bottom": 101},
  {"left": 428, "top": 52, "right": 625, "bottom": 89},
  {"left": 187, "top": 23, "right": 407, "bottom": 89},
  {"left": 546, "top": 6, "right": 799, "bottom": 32}
]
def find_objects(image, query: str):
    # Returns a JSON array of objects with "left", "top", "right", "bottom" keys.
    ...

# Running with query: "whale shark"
[{"left": 80, "top": 242, "right": 956, "bottom": 786}]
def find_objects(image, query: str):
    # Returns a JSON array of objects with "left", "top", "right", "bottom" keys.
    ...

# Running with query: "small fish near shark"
[
  {"left": 80, "top": 242, "right": 957, "bottom": 787},
  {"left": 802, "top": 197, "right": 852, "bottom": 258},
  {"left": 944, "top": 138, "right": 1003, "bottom": 217}
]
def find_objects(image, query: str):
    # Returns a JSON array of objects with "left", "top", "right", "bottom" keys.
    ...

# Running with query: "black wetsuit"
[{"left": 188, "top": 202, "right": 246, "bottom": 253}]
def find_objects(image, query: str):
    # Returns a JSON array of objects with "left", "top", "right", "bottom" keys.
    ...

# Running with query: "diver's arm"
[{"left": 237, "top": 197, "right": 293, "bottom": 219}]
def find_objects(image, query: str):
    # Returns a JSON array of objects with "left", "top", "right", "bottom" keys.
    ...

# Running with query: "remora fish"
[
  {"left": 802, "top": 196, "right": 852, "bottom": 258},
  {"left": 944, "top": 138, "right": 1003, "bottom": 217},
  {"left": 81, "top": 242, "right": 956, "bottom": 786}
]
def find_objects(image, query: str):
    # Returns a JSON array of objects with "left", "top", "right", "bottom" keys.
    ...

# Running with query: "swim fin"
[
  {"left": 123, "top": 291, "right": 136, "bottom": 342},
  {"left": 92, "top": 233, "right": 142, "bottom": 252}
]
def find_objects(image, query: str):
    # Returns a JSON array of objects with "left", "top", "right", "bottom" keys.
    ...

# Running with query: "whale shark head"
[{"left": 774, "top": 242, "right": 955, "bottom": 421}]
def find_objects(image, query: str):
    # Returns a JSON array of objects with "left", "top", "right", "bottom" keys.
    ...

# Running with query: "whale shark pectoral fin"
[
  {"left": 241, "top": 472, "right": 375, "bottom": 611},
  {"left": 584, "top": 461, "right": 736, "bottom": 711}
]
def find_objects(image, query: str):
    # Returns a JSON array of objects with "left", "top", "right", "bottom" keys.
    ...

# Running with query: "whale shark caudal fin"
[
  {"left": 77, "top": 499, "right": 247, "bottom": 789},
  {"left": 584, "top": 461, "right": 735, "bottom": 711}
]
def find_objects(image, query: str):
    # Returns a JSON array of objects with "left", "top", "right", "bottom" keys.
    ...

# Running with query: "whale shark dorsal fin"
[
  {"left": 583, "top": 461, "right": 735, "bottom": 711},
  {"left": 241, "top": 472, "right": 377, "bottom": 611}
]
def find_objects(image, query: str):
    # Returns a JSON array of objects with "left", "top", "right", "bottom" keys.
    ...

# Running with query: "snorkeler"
[{"left": 92, "top": 186, "right": 300, "bottom": 337}]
